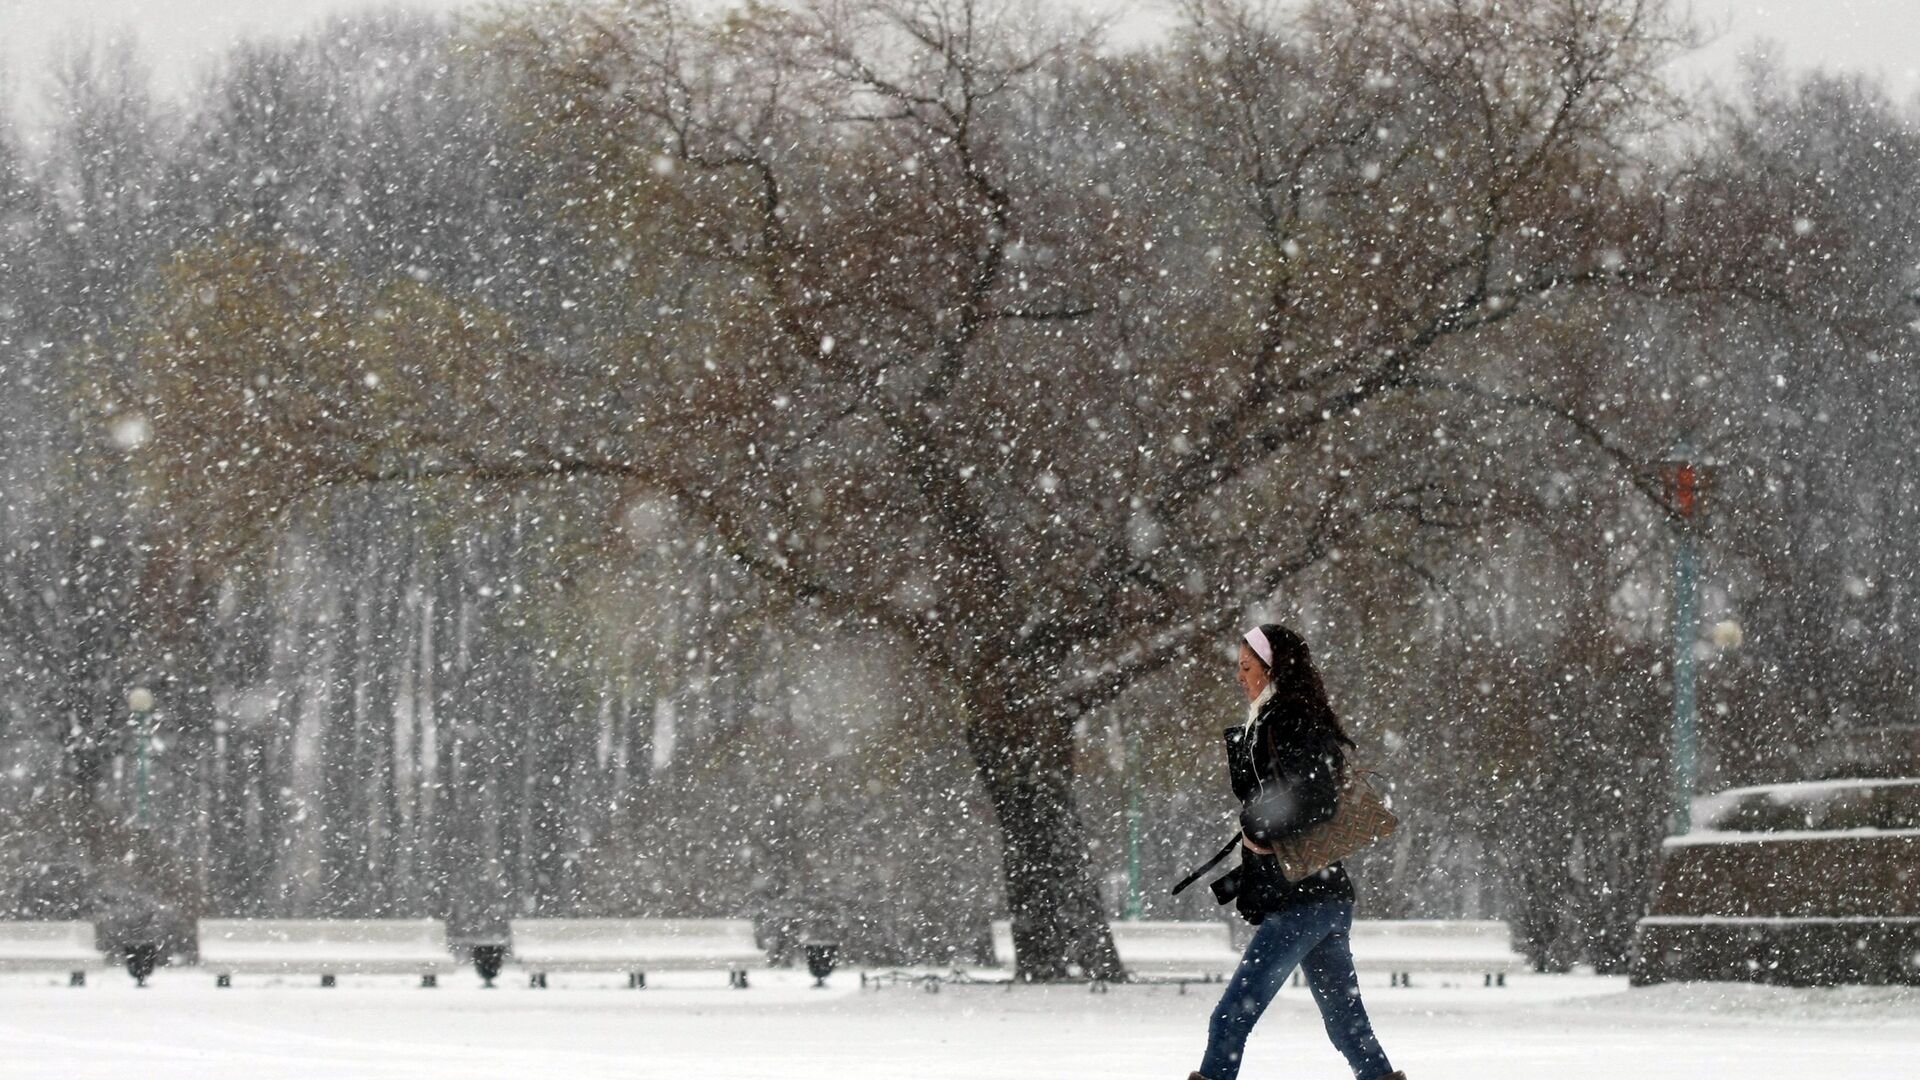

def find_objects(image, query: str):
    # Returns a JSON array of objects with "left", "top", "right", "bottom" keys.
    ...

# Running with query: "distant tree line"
[{"left": 0, "top": 0, "right": 1914, "bottom": 977}]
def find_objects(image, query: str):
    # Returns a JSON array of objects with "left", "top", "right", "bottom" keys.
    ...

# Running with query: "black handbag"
[
  {"left": 1170, "top": 835, "right": 1241, "bottom": 899},
  {"left": 1169, "top": 724, "right": 1263, "bottom": 899},
  {"left": 1169, "top": 724, "right": 1268, "bottom": 902}
]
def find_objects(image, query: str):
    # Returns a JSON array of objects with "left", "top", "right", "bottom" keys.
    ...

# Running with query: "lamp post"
[
  {"left": 127, "top": 687, "right": 154, "bottom": 826},
  {"left": 1659, "top": 444, "right": 1708, "bottom": 834},
  {"left": 1123, "top": 719, "right": 1143, "bottom": 920}
]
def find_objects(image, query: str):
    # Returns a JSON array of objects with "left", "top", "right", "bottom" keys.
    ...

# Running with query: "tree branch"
[{"left": 1399, "top": 374, "right": 1681, "bottom": 522}]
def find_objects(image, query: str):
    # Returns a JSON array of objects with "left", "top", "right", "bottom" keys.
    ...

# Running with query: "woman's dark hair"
[{"left": 1253, "top": 623, "right": 1356, "bottom": 749}]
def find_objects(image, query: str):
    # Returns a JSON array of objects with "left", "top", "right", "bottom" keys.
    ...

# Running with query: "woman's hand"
[{"left": 1240, "top": 832, "right": 1274, "bottom": 855}]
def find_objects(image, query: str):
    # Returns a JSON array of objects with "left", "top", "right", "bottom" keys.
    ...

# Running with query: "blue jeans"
[{"left": 1198, "top": 900, "right": 1392, "bottom": 1080}]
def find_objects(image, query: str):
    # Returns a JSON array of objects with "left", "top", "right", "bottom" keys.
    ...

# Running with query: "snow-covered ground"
[{"left": 2, "top": 966, "right": 1915, "bottom": 1079}]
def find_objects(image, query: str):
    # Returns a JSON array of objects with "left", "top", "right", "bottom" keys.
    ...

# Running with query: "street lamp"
[
  {"left": 127, "top": 687, "right": 155, "bottom": 826},
  {"left": 1658, "top": 443, "right": 1710, "bottom": 834},
  {"left": 1123, "top": 719, "right": 1143, "bottom": 920}
]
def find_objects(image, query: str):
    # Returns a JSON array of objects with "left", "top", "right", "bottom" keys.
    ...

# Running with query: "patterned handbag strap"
[{"left": 1343, "top": 764, "right": 1392, "bottom": 798}]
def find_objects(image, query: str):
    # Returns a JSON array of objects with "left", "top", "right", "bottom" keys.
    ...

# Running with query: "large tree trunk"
[{"left": 965, "top": 693, "right": 1124, "bottom": 982}]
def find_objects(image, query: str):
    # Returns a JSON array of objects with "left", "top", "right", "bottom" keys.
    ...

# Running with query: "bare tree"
[{"left": 451, "top": 0, "right": 1707, "bottom": 978}]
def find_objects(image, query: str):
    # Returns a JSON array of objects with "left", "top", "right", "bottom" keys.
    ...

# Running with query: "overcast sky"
[{"left": 2, "top": 1, "right": 1916, "bottom": 108}]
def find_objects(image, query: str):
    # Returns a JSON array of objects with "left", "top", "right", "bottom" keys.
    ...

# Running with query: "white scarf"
[{"left": 1244, "top": 682, "right": 1275, "bottom": 732}]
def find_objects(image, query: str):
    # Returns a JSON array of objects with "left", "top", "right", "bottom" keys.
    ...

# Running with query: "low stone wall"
[
  {"left": 1631, "top": 824, "right": 1920, "bottom": 985},
  {"left": 1633, "top": 915, "right": 1920, "bottom": 986}
]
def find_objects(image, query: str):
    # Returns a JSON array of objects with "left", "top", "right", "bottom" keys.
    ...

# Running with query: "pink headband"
[{"left": 1243, "top": 627, "right": 1274, "bottom": 667}]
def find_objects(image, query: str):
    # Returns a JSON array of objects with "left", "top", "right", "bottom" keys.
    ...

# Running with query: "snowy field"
[{"left": 2, "top": 967, "right": 1916, "bottom": 1079}]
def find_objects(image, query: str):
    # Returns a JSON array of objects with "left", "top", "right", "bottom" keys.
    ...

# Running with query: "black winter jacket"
[{"left": 1222, "top": 691, "right": 1354, "bottom": 920}]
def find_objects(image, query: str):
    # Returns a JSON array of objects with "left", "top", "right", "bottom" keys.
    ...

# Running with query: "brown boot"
[
  {"left": 1373, "top": 1073, "right": 1408, "bottom": 1080},
  {"left": 1186, "top": 1074, "right": 1213, "bottom": 1080}
]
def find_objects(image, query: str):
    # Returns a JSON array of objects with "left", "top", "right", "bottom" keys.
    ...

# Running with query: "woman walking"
[{"left": 1189, "top": 624, "right": 1404, "bottom": 1080}]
